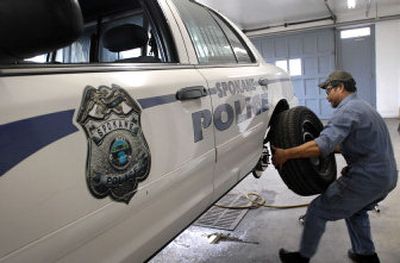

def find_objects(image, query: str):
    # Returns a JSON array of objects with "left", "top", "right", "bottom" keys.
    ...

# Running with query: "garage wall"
[
  {"left": 251, "top": 20, "right": 400, "bottom": 119},
  {"left": 376, "top": 19, "right": 400, "bottom": 118},
  {"left": 250, "top": 29, "right": 335, "bottom": 119}
]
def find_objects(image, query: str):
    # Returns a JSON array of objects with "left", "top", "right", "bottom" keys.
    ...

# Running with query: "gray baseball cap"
[{"left": 318, "top": 70, "right": 354, "bottom": 89}]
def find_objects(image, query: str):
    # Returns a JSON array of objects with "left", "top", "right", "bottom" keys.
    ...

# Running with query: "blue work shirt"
[{"left": 315, "top": 93, "right": 398, "bottom": 192}]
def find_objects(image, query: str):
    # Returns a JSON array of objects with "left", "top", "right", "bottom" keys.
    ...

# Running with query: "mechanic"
[{"left": 272, "top": 70, "right": 398, "bottom": 263}]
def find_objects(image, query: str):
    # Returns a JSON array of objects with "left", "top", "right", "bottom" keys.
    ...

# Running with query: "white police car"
[{"left": 0, "top": 0, "right": 336, "bottom": 262}]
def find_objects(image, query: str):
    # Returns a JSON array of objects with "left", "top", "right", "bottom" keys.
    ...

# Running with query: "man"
[{"left": 272, "top": 70, "right": 398, "bottom": 263}]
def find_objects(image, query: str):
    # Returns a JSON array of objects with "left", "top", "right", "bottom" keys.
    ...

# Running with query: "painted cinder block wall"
[{"left": 375, "top": 19, "right": 400, "bottom": 118}]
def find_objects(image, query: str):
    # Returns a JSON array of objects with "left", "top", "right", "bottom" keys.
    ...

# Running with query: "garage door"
[
  {"left": 251, "top": 29, "right": 335, "bottom": 119},
  {"left": 338, "top": 26, "right": 376, "bottom": 108}
]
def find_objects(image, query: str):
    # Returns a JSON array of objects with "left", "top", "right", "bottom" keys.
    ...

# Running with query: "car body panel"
[{"left": 0, "top": 0, "right": 296, "bottom": 262}]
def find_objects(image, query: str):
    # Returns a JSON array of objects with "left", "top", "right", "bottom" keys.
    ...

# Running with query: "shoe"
[
  {"left": 348, "top": 249, "right": 380, "bottom": 263},
  {"left": 279, "top": 248, "right": 310, "bottom": 263}
]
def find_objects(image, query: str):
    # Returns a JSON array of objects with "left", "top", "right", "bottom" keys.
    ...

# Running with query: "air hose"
[{"left": 214, "top": 192, "right": 309, "bottom": 209}]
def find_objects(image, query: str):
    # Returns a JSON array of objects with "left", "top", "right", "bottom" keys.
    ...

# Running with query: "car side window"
[
  {"left": 16, "top": 1, "right": 177, "bottom": 65},
  {"left": 55, "top": 26, "right": 94, "bottom": 63},
  {"left": 210, "top": 12, "right": 254, "bottom": 64},
  {"left": 171, "top": 0, "right": 237, "bottom": 64},
  {"left": 57, "top": 11, "right": 165, "bottom": 64},
  {"left": 98, "top": 14, "right": 146, "bottom": 63}
]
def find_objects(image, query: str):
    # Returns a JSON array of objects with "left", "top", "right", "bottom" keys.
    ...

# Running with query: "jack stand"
[{"left": 252, "top": 145, "right": 270, "bottom": 178}]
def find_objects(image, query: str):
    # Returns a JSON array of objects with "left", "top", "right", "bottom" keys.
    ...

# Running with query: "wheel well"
[
  {"left": 268, "top": 99, "right": 289, "bottom": 128},
  {"left": 253, "top": 99, "right": 290, "bottom": 176}
]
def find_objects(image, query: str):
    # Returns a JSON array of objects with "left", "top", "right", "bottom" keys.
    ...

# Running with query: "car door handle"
[
  {"left": 176, "top": 86, "right": 208, "bottom": 101},
  {"left": 258, "top": 78, "right": 269, "bottom": 86},
  {"left": 259, "top": 77, "right": 290, "bottom": 86}
]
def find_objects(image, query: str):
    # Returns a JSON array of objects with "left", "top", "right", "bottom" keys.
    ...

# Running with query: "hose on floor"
[{"left": 214, "top": 192, "right": 309, "bottom": 209}]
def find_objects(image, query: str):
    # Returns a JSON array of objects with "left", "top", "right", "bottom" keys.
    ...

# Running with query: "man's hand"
[
  {"left": 271, "top": 140, "right": 321, "bottom": 170},
  {"left": 271, "top": 146, "right": 289, "bottom": 170}
]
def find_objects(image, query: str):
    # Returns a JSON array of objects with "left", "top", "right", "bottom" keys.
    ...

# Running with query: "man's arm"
[{"left": 272, "top": 140, "right": 321, "bottom": 169}]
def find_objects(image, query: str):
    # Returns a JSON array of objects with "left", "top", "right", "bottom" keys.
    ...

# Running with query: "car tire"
[{"left": 270, "top": 106, "right": 337, "bottom": 196}]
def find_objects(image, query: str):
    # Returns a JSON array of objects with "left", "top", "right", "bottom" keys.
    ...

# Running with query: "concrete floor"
[{"left": 150, "top": 119, "right": 400, "bottom": 263}]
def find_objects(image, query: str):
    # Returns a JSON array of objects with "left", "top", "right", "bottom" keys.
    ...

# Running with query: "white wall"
[{"left": 376, "top": 19, "right": 400, "bottom": 118}]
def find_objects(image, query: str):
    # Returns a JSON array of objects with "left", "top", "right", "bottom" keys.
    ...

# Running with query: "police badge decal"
[{"left": 76, "top": 84, "right": 151, "bottom": 203}]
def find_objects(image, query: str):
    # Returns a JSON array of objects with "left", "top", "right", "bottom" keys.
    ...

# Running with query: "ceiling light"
[{"left": 347, "top": 0, "right": 356, "bottom": 9}]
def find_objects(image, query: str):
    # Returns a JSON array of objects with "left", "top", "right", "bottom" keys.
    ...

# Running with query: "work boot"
[
  {"left": 348, "top": 249, "right": 380, "bottom": 263},
  {"left": 279, "top": 248, "right": 310, "bottom": 263}
]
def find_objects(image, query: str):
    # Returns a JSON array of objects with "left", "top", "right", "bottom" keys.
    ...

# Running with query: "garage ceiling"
[{"left": 197, "top": 0, "right": 400, "bottom": 33}]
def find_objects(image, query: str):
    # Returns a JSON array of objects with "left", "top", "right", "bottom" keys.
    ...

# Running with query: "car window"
[
  {"left": 58, "top": 11, "right": 161, "bottom": 64},
  {"left": 99, "top": 14, "right": 146, "bottom": 63},
  {"left": 171, "top": 0, "right": 237, "bottom": 64},
  {"left": 210, "top": 12, "right": 254, "bottom": 64},
  {"left": 19, "top": 0, "right": 176, "bottom": 65},
  {"left": 55, "top": 26, "right": 94, "bottom": 63}
]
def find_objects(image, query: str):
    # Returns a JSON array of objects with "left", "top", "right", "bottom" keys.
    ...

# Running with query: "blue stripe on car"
[
  {"left": 0, "top": 79, "right": 284, "bottom": 176},
  {"left": 138, "top": 94, "right": 177, "bottom": 109},
  {"left": 0, "top": 110, "right": 78, "bottom": 176},
  {"left": 0, "top": 96, "right": 178, "bottom": 176}
]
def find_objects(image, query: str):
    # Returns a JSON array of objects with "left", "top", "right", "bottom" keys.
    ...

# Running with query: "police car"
[{"left": 0, "top": 0, "right": 336, "bottom": 262}]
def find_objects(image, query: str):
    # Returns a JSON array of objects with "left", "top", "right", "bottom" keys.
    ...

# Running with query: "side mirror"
[{"left": 0, "top": 0, "right": 83, "bottom": 63}]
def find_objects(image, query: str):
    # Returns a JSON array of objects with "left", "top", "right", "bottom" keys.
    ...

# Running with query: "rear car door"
[
  {"left": 0, "top": 0, "right": 215, "bottom": 262},
  {"left": 170, "top": 0, "right": 270, "bottom": 198}
]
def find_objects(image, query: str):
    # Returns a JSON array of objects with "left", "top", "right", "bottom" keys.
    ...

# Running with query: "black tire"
[{"left": 270, "top": 106, "right": 337, "bottom": 196}]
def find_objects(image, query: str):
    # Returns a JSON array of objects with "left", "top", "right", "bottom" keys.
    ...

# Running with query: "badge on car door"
[{"left": 76, "top": 84, "right": 151, "bottom": 203}]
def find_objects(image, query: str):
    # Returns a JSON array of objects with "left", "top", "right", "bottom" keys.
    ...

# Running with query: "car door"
[
  {"left": 169, "top": 0, "right": 270, "bottom": 199},
  {"left": 0, "top": 1, "right": 215, "bottom": 262}
]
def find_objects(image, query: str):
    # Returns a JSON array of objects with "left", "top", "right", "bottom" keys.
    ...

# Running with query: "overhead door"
[
  {"left": 338, "top": 26, "right": 376, "bottom": 108},
  {"left": 251, "top": 29, "right": 335, "bottom": 119}
]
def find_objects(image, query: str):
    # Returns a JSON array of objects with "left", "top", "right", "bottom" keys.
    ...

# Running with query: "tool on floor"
[{"left": 206, "top": 232, "right": 259, "bottom": 245}]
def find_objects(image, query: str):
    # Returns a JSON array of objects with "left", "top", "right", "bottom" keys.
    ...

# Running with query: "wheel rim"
[{"left": 301, "top": 119, "right": 330, "bottom": 178}]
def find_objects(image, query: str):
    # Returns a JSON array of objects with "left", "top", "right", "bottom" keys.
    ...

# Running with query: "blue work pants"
[{"left": 299, "top": 176, "right": 389, "bottom": 258}]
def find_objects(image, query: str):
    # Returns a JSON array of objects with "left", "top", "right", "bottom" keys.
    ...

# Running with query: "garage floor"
[{"left": 150, "top": 119, "right": 400, "bottom": 263}]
